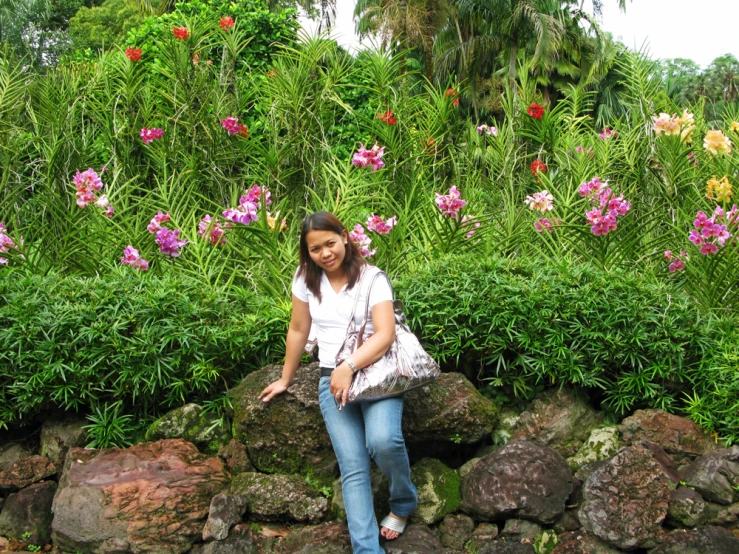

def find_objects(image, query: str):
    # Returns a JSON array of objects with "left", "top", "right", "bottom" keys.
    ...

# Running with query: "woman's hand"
[
  {"left": 330, "top": 363, "right": 354, "bottom": 407},
  {"left": 259, "top": 379, "right": 291, "bottom": 402}
]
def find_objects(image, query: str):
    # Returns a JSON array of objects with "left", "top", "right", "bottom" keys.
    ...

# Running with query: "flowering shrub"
[
  {"left": 578, "top": 177, "right": 631, "bottom": 236},
  {"left": 125, "top": 47, "right": 142, "bottom": 61},
  {"left": 352, "top": 142, "right": 385, "bottom": 170},
  {"left": 221, "top": 116, "right": 248, "bottom": 137},
  {"left": 688, "top": 206, "right": 737, "bottom": 255},
  {"left": 461, "top": 215, "right": 480, "bottom": 238},
  {"left": 0, "top": 223, "right": 19, "bottom": 266},
  {"left": 349, "top": 224, "right": 375, "bottom": 258},
  {"left": 140, "top": 127, "right": 163, "bottom": 144},
  {"left": 366, "top": 214, "right": 397, "bottom": 235},
  {"left": 266, "top": 211, "right": 287, "bottom": 232},
  {"left": 527, "top": 102, "right": 545, "bottom": 119},
  {"left": 120, "top": 245, "right": 149, "bottom": 271},
  {"left": 534, "top": 217, "right": 561, "bottom": 233},
  {"left": 147, "top": 211, "right": 170, "bottom": 234},
  {"left": 435, "top": 186, "right": 466, "bottom": 219},
  {"left": 445, "top": 88, "right": 460, "bottom": 106},
  {"left": 155, "top": 228, "right": 188, "bottom": 257}
]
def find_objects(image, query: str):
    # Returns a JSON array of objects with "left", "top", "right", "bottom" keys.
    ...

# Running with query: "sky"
[{"left": 300, "top": 0, "right": 739, "bottom": 69}]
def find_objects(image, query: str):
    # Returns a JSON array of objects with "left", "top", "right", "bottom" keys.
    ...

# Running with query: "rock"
[
  {"left": 512, "top": 388, "right": 603, "bottom": 458},
  {"left": 534, "top": 530, "right": 559, "bottom": 554},
  {"left": 619, "top": 410, "right": 718, "bottom": 463},
  {"left": 229, "top": 363, "right": 337, "bottom": 480},
  {"left": 566, "top": 427, "right": 620, "bottom": 471},
  {"left": 218, "top": 439, "right": 254, "bottom": 474},
  {"left": 461, "top": 439, "right": 573, "bottom": 524},
  {"left": 501, "top": 519, "right": 543, "bottom": 540},
  {"left": 0, "top": 480, "right": 56, "bottom": 545},
  {"left": 679, "top": 446, "right": 739, "bottom": 505},
  {"left": 52, "top": 438, "right": 229, "bottom": 554},
  {"left": 458, "top": 457, "right": 481, "bottom": 478},
  {"left": 275, "top": 521, "right": 351, "bottom": 554},
  {"left": 579, "top": 445, "right": 670, "bottom": 550},
  {"left": 0, "top": 443, "right": 31, "bottom": 471},
  {"left": 493, "top": 409, "right": 522, "bottom": 446},
  {"left": 383, "top": 524, "right": 446, "bottom": 554},
  {"left": 467, "top": 522, "right": 499, "bottom": 552},
  {"left": 551, "top": 532, "right": 622, "bottom": 554},
  {"left": 552, "top": 510, "right": 581, "bottom": 534},
  {"left": 648, "top": 526, "right": 739, "bottom": 554},
  {"left": 201, "top": 524, "right": 257, "bottom": 554},
  {"left": 478, "top": 540, "right": 536, "bottom": 554},
  {"left": 439, "top": 513, "right": 474, "bottom": 551},
  {"left": 203, "top": 493, "right": 247, "bottom": 541},
  {"left": 331, "top": 466, "right": 388, "bottom": 522},
  {"left": 410, "top": 458, "right": 461, "bottom": 525},
  {"left": 146, "top": 403, "right": 230, "bottom": 454},
  {"left": 403, "top": 373, "right": 499, "bottom": 448},
  {"left": 640, "top": 440, "right": 682, "bottom": 486},
  {"left": 40, "top": 417, "right": 87, "bottom": 468},
  {"left": 0, "top": 456, "right": 56, "bottom": 491},
  {"left": 667, "top": 487, "right": 708, "bottom": 528},
  {"left": 232, "top": 472, "right": 328, "bottom": 523},
  {"left": 703, "top": 501, "right": 739, "bottom": 526}
]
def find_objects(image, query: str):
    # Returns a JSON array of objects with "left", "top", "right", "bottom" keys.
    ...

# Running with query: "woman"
[{"left": 259, "top": 211, "right": 417, "bottom": 554}]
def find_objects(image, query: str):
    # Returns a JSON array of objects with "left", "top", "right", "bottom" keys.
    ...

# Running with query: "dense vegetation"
[{"left": 1, "top": 0, "right": 738, "bottom": 446}]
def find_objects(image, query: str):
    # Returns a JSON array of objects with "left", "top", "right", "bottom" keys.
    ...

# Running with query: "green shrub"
[
  {"left": 395, "top": 254, "right": 717, "bottom": 415},
  {"left": 0, "top": 269, "right": 289, "bottom": 430}
]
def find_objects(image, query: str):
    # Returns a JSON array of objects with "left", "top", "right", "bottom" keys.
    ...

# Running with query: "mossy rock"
[
  {"left": 534, "top": 530, "right": 558, "bottom": 554},
  {"left": 231, "top": 472, "right": 329, "bottom": 523},
  {"left": 145, "top": 403, "right": 230, "bottom": 454},
  {"left": 410, "top": 458, "right": 462, "bottom": 525},
  {"left": 566, "top": 427, "right": 620, "bottom": 472}
]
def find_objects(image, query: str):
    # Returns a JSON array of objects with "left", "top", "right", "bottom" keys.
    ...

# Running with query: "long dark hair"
[{"left": 298, "top": 212, "right": 366, "bottom": 302}]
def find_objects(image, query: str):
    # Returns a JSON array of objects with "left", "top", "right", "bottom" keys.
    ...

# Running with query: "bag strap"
[
  {"left": 344, "top": 267, "right": 371, "bottom": 334},
  {"left": 358, "top": 270, "right": 393, "bottom": 331}
]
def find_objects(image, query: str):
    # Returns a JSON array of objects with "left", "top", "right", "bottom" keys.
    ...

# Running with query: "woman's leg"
[
  {"left": 362, "top": 396, "right": 418, "bottom": 521},
  {"left": 318, "top": 377, "right": 384, "bottom": 554}
]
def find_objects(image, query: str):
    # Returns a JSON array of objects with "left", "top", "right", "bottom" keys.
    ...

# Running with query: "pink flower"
[
  {"left": 524, "top": 190, "right": 554, "bottom": 213},
  {"left": 476, "top": 124, "right": 498, "bottom": 136},
  {"left": 155, "top": 228, "right": 187, "bottom": 257},
  {"left": 198, "top": 215, "right": 229, "bottom": 245},
  {"left": 700, "top": 243, "right": 719, "bottom": 255},
  {"left": 221, "top": 116, "right": 248, "bottom": 136},
  {"left": 664, "top": 250, "right": 673, "bottom": 261},
  {"left": 462, "top": 215, "right": 481, "bottom": 238},
  {"left": 352, "top": 142, "right": 385, "bottom": 171},
  {"left": 578, "top": 177, "right": 606, "bottom": 197},
  {"left": 534, "top": 217, "right": 561, "bottom": 233},
  {"left": 73, "top": 168, "right": 104, "bottom": 208},
  {"left": 104, "top": 204, "right": 115, "bottom": 218},
  {"left": 599, "top": 127, "right": 617, "bottom": 140},
  {"left": 0, "top": 223, "right": 16, "bottom": 254},
  {"left": 140, "top": 128, "right": 164, "bottom": 144},
  {"left": 121, "top": 245, "right": 149, "bottom": 271},
  {"left": 366, "top": 214, "right": 397, "bottom": 235},
  {"left": 241, "top": 184, "right": 271, "bottom": 206},
  {"left": 147, "top": 211, "right": 171, "bottom": 234},
  {"left": 435, "top": 186, "right": 467, "bottom": 219},
  {"left": 223, "top": 185, "right": 271, "bottom": 225},
  {"left": 0, "top": 258, "right": 7, "bottom": 266},
  {"left": 349, "top": 224, "right": 375, "bottom": 258},
  {"left": 669, "top": 259, "right": 685, "bottom": 272}
]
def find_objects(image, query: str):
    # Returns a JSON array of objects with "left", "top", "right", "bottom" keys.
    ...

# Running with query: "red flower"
[
  {"left": 445, "top": 88, "right": 460, "bottom": 106},
  {"left": 527, "top": 103, "right": 545, "bottom": 119},
  {"left": 376, "top": 110, "right": 397, "bottom": 125},
  {"left": 423, "top": 137, "right": 438, "bottom": 155},
  {"left": 125, "top": 47, "right": 142, "bottom": 61},
  {"left": 173, "top": 26, "right": 190, "bottom": 40},
  {"left": 220, "top": 16, "right": 235, "bottom": 30},
  {"left": 266, "top": 67, "right": 278, "bottom": 78},
  {"left": 237, "top": 124, "right": 248, "bottom": 137},
  {"left": 530, "top": 159, "right": 547, "bottom": 176}
]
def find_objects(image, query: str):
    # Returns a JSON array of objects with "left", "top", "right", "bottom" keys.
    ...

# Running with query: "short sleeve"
[
  {"left": 368, "top": 270, "right": 393, "bottom": 308},
  {"left": 291, "top": 268, "right": 309, "bottom": 302}
]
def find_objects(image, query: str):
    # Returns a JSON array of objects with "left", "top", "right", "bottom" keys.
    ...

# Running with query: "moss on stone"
[{"left": 410, "top": 458, "right": 462, "bottom": 525}]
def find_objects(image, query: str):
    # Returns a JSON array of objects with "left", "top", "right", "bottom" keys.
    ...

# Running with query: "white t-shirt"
[{"left": 292, "top": 264, "right": 393, "bottom": 369}]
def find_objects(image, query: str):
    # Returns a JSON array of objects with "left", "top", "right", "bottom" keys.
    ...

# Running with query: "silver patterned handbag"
[{"left": 336, "top": 269, "right": 440, "bottom": 404}]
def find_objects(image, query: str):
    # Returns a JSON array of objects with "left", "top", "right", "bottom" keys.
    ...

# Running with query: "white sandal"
[{"left": 380, "top": 514, "right": 407, "bottom": 537}]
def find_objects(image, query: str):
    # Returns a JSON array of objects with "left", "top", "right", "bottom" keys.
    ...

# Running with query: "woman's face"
[{"left": 305, "top": 229, "right": 348, "bottom": 275}]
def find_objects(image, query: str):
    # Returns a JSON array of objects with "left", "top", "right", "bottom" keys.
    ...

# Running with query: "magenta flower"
[
  {"left": 534, "top": 217, "right": 561, "bottom": 233},
  {"left": 669, "top": 259, "right": 685, "bottom": 272},
  {"left": 0, "top": 223, "right": 16, "bottom": 254},
  {"left": 366, "top": 214, "right": 397, "bottom": 235},
  {"left": 147, "top": 211, "right": 171, "bottom": 234},
  {"left": 599, "top": 127, "right": 617, "bottom": 140},
  {"left": 476, "top": 124, "right": 498, "bottom": 136},
  {"left": 73, "top": 168, "right": 104, "bottom": 208},
  {"left": 221, "top": 116, "right": 248, "bottom": 136},
  {"left": 223, "top": 185, "right": 271, "bottom": 225},
  {"left": 198, "top": 215, "right": 229, "bottom": 246},
  {"left": 140, "top": 128, "right": 164, "bottom": 144},
  {"left": 155, "top": 228, "right": 187, "bottom": 257},
  {"left": 688, "top": 205, "right": 737, "bottom": 255},
  {"left": 435, "top": 186, "right": 467, "bottom": 219},
  {"left": 462, "top": 215, "right": 481, "bottom": 238},
  {"left": 120, "top": 245, "right": 149, "bottom": 271},
  {"left": 349, "top": 224, "right": 375, "bottom": 258},
  {"left": 352, "top": 142, "right": 385, "bottom": 171},
  {"left": 578, "top": 178, "right": 630, "bottom": 236},
  {"left": 104, "top": 204, "right": 115, "bottom": 218}
]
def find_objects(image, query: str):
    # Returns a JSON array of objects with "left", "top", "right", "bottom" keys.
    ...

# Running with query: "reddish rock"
[
  {"left": 0, "top": 480, "right": 57, "bottom": 545},
  {"left": 619, "top": 409, "right": 718, "bottom": 463},
  {"left": 52, "top": 438, "right": 229, "bottom": 554},
  {"left": 579, "top": 446, "right": 670, "bottom": 550},
  {"left": 275, "top": 521, "right": 351, "bottom": 553},
  {"left": 0, "top": 456, "right": 56, "bottom": 491},
  {"left": 551, "top": 532, "right": 622, "bottom": 553},
  {"left": 217, "top": 439, "right": 254, "bottom": 474}
]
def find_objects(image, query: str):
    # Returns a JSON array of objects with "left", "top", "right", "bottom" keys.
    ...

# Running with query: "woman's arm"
[
  {"left": 259, "top": 294, "right": 312, "bottom": 402},
  {"left": 331, "top": 299, "right": 395, "bottom": 405}
]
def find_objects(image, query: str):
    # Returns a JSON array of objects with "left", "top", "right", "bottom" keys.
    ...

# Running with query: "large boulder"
[
  {"left": 383, "top": 524, "right": 446, "bottom": 554},
  {"left": 579, "top": 446, "right": 670, "bottom": 550},
  {"left": 667, "top": 487, "right": 709, "bottom": 528},
  {"left": 202, "top": 493, "right": 247, "bottom": 541},
  {"left": 648, "top": 526, "right": 739, "bottom": 554},
  {"left": 566, "top": 427, "right": 620, "bottom": 472},
  {"left": 218, "top": 439, "right": 255, "bottom": 474},
  {"left": 274, "top": 521, "right": 351, "bottom": 554},
  {"left": 232, "top": 472, "right": 329, "bottom": 523},
  {"left": 512, "top": 388, "right": 603, "bottom": 458},
  {"left": 500, "top": 519, "right": 543, "bottom": 541},
  {"left": 52, "top": 438, "right": 229, "bottom": 554},
  {"left": 0, "top": 480, "right": 56, "bottom": 545},
  {"left": 403, "top": 373, "right": 499, "bottom": 446},
  {"left": 409, "top": 458, "right": 461, "bottom": 525},
  {"left": 678, "top": 446, "right": 739, "bottom": 505},
  {"left": 461, "top": 439, "right": 573, "bottom": 524},
  {"left": 478, "top": 540, "right": 536, "bottom": 554},
  {"left": 229, "top": 364, "right": 337, "bottom": 481},
  {"left": 200, "top": 524, "right": 257, "bottom": 554},
  {"left": 40, "top": 416, "right": 87, "bottom": 468},
  {"left": 619, "top": 410, "right": 718, "bottom": 464},
  {"left": 0, "top": 456, "right": 56, "bottom": 491},
  {"left": 439, "top": 513, "right": 475, "bottom": 551},
  {"left": 146, "top": 403, "right": 230, "bottom": 454},
  {"left": 466, "top": 523, "right": 499, "bottom": 552},
  {"left": 0, "top": 443, "right": 31, "bottom": 471}
]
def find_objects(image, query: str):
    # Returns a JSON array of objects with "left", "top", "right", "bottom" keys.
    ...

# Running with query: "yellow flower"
[
  {"left": 730, "top": 121, "right": 739, "bottom": 132},
  {"left": 678, "top": 111, "right": 695, "bottom": 143},
  {"left": 652, "top": 113, "right": 680, "bottom": 136},
  {"left": 704, "top": 130, "right": 732, "bottom": 155},
  {"left": 706, "top": 175, "right": 733, "bottom": 202},
  {"left": 266, "top": 211, "right": 287, "bottom": 232}
]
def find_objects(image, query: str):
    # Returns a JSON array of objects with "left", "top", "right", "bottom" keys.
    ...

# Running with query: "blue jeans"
[{"left": 318, "top": 376, "right": 417, "bottom": 554}]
